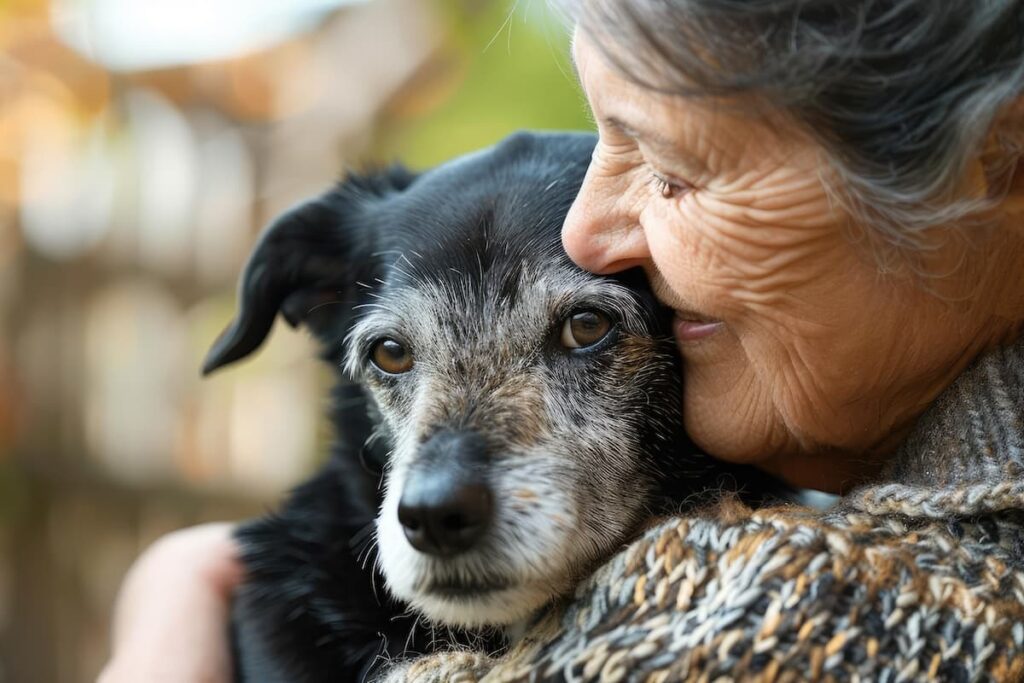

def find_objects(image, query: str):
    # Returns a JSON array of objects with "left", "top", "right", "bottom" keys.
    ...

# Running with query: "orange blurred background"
[{"left": 0, "top": 1, "right": 588, "bottom": 679}]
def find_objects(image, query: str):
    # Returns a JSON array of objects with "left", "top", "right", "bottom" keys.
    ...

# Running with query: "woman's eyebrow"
[
  {"left": 604, "top": 115, "right": 711, "bottom": 176},
  {"left": 603, "top": 116, "right": 676, "bottom": 150}
]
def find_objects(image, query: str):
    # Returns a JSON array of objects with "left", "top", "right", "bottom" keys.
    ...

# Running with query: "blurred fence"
[{"left": 0, "top": 1, "right": 588, "bottom": 679}]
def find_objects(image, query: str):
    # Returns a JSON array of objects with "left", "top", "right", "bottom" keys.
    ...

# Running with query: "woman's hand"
[{"left": 98, "top": 522, "right": 242, "bottom": 683}]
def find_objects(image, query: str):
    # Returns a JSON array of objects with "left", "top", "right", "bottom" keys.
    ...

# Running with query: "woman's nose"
[{"left": 562, "top": 168, "right": 651, "bottom": 275}]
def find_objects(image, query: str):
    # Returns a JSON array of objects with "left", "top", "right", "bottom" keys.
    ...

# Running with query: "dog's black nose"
[
  {"left": 398, "top": 430, "right": 493, "bottom": 556},
  {"left": 398, "top": 476, "right": 493, "bottom": 556}
]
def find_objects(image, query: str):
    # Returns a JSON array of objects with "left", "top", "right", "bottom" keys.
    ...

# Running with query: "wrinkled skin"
[{"left": 563, "top": 30, "right": 1024, "bottom": 492}]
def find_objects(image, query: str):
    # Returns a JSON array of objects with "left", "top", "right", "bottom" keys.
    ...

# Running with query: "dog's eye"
[
  {"left": 560, "top": 310, "right": 612, "bottom": 349},
  {"left": 370, "top": 338, "right": 414, "bottom": 374}
]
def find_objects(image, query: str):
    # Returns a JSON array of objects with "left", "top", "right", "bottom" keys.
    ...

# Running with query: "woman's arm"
[{"left": 98, "top": 523, "right": 242, "bottom": 683}]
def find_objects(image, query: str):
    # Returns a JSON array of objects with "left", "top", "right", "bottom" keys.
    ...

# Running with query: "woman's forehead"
[{"left": 573, "top": 33, "right": 799, "bottom": 177}]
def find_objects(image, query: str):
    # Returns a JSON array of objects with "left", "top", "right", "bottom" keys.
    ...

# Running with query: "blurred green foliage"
[{"left": 376, "top": 0, "right": 593, "bottom": 168}]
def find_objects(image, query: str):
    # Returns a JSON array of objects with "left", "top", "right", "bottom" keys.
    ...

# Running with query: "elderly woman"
[{"left": 102, "top": 1, "right": 1024, "bottom": 681}]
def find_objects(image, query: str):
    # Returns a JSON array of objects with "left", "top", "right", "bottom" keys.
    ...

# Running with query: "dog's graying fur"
[{"left": 204, "top": 132, "right": 779, "bottom": 682}]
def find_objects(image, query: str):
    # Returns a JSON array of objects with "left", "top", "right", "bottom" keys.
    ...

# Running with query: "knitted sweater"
[{"left": 379, "top": 338, "right": 1024, "bottom": 682}]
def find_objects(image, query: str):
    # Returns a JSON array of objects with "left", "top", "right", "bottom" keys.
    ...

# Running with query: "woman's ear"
[{"left": 202, "top": 166, "right": 417, "bottom": 376}]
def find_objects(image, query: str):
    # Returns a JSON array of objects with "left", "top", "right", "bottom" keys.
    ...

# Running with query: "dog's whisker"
[
  {"left": 389, "top": 265, "right": 413, "bottom": 281},
  {"left": 353, "top": 521, "right": 379, "bottom": 568},
  {"left": 404, "top": 613, "right": 422, "bottom": 656},
  {"left": 369, "top": 560, "right": 381, "bottom": 602},
  {"left": 305, "top": 299, "right": 350, "bottom": 316},
  {"left": 351, "top": 302, "right": 398, "bottom": 312}
]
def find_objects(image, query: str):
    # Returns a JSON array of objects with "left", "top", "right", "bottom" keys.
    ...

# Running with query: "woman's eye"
[
  {"left": 651, "top": 172, "right": 687, "bottom": 199},
  {"left": 560, "top": 310, "right": 613, "bottom": 349},
  {"left": 370, "top": 338, "right": 414, "bottom": 374}
]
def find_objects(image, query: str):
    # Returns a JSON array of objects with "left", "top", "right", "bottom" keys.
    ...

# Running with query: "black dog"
[{"left": 204, "top": 132, "right": 778, "bottom": 682}]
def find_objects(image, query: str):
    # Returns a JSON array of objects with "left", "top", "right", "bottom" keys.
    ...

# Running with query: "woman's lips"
[{"left": 673, "top": 312, "right": 723, "bottom": 342}]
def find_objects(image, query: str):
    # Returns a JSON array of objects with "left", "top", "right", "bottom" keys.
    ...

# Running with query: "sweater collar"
[{"left": 847, "top": 338, "right": 1024, "bottom": 518}]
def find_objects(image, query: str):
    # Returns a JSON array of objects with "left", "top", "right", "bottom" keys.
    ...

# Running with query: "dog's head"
[{"left": 205, "top": 132, "right": 703, "bottom": 628}]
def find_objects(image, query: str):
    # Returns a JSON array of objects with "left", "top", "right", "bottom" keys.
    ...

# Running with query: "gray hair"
[{"left": 565, "top": 0, "right": 1024, "bottom": 267}]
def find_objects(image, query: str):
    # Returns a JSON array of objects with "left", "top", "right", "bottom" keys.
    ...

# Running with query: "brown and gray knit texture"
[{"left": 378, "top": 340, "right": 1024, "bottom": 682}]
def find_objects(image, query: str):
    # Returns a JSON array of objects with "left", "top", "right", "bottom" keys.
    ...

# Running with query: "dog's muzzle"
[{"left": 397, "top": 430, "right": 493, "bottom": 557}]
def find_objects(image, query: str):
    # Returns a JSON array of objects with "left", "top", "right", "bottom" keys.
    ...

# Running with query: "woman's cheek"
[
  {"left": 681, "top": 335, "right": 794, "bottom": 463},
  {"left": 682, "top": 316, "right": 849, "bottom": 463},
  {"left": 735, "top": 309, "right": 899, "bottom": 456},
  {"left": 641, "top": 199, "right": 746, "bottom": 317},
  {"left": 751, "top": 335, "right": 840, "bottom": 449}
]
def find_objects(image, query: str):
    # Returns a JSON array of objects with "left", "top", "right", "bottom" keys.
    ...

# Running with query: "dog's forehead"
[
  {"left": 363, "top": 137, "right": 591, "bottom": 329},
  {"left": 373, "top": 132, "right": 593, "bottom": 268},
  {"left": 369, "top": 240, "right": 594, "bottom": 343}
]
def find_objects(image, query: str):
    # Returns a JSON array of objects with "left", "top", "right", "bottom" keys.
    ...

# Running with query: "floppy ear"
[{"left": 202, "top": 167, "right": 416, "bottom": 375}]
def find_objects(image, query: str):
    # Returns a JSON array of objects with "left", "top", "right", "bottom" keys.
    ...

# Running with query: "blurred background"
[{"left": 0, "top": 0, "right": 589, "bottom": 679}]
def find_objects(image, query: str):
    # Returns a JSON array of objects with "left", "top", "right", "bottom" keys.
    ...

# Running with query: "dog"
[{"left": 204, "top": 132, "right": 779, "bottom": 682}]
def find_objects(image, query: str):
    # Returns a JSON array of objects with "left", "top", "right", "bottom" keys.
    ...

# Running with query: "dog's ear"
[{"left": 202, "top": 167, "right": 416, "bottom": 375}]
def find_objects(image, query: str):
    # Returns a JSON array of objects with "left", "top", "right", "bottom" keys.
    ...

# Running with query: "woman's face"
[{"left": 564, "top": 31, "right": 1007, "bottom": 491}]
